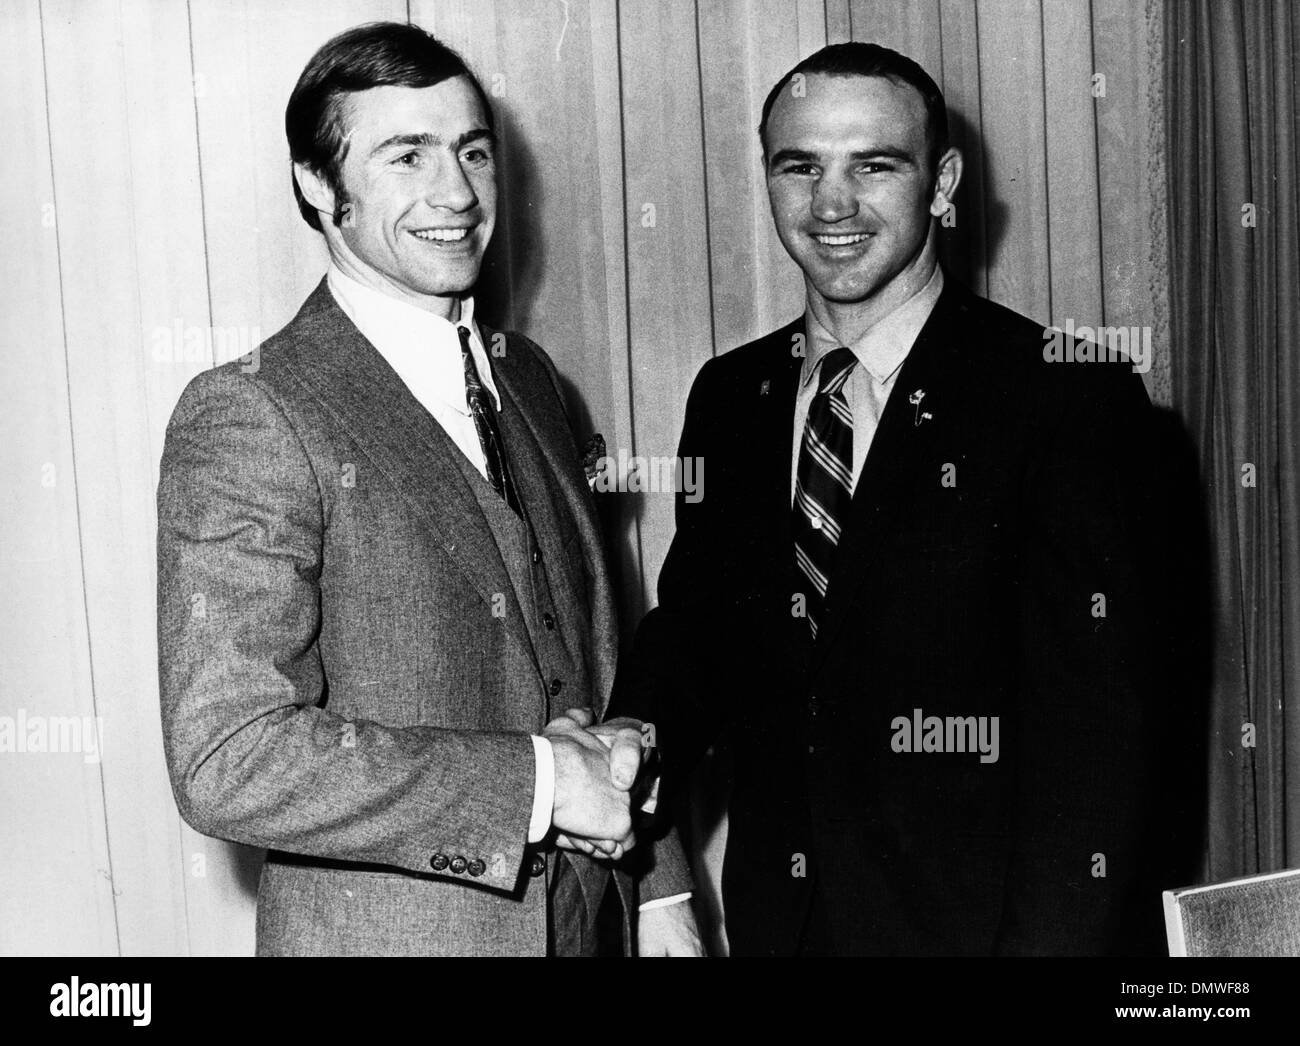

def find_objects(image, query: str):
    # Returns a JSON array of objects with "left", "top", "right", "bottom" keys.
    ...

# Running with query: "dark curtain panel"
[{"left": 1166, "top": 0, "right": 1300, "bottom": 881}]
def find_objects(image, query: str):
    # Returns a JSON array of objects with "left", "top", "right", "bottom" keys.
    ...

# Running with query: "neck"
[
  {"left": 327, "top": 241, "right": 462, "bottom": 322},
  {"left": 808, "top": 236, "right": 938, "bottom": 346}
]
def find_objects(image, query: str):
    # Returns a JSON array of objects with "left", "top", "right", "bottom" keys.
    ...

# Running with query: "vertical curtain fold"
[{"left": 1166, "top": 0, "right": 1300, "bottom": 881}]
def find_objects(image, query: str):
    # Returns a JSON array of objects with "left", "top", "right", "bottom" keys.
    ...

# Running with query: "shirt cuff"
[
  {"left": 527, "top": 734, "right": 555, "bottom": 844},
  {"left": 638, "top": 892, "right": 693, "bottom": 913}
]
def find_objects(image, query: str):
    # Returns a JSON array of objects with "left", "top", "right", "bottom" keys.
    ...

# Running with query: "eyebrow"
[
  {"left": 767, "top": 146, "right": 918, "bottom": 168},
  {"left": 368, "top": 127, "right": 496, "bottom": 158}
]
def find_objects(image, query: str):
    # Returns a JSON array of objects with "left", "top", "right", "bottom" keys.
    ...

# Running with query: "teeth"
[
  {"left": 813, "top": 233, "right": 870, "bottom": 246},
  {"left": 412, "top": 228, "right": 470, "bottom": 242}
]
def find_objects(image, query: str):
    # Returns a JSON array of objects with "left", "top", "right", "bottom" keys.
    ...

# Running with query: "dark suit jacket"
[
  {"left": 614, "top": 274, "right": 1171, "bottom": 956},
  {"left": 157, "top": 279, "right": 690, "bottom": 956}
]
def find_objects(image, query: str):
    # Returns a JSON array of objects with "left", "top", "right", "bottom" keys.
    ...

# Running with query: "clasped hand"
[{"left": 547, "top": 707, "right": 654, "bottom": 861}]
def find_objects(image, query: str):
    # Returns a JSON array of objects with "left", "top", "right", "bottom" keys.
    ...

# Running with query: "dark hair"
[
  {"left": 758, "top": 42, "right": 948, "bottom": 173},
  {"left": 286, "top": 22, "right": 494, "bottom": 231}
]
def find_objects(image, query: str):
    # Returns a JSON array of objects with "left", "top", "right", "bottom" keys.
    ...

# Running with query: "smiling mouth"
[
  {"left": 409, "top": 227, "right": 473, "bottom": 243},
  {"left": 811, "top": 232, "right": 872, "bottom": 247}
]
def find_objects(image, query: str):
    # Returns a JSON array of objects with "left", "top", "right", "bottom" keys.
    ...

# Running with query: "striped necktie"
[
  {"left": 458, "top": 325, "right": 521, "bottom": 515},
  {"left": 793, "top": 347, "right": 858, "bottom": 637}
]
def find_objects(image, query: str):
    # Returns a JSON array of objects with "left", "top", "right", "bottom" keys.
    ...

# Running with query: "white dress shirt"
[
  {"left": 792, "top": 265, "right": 945, "bottom": 501},
  {"left": 326, "top": 265, "right": 554, "bottom": 844}
]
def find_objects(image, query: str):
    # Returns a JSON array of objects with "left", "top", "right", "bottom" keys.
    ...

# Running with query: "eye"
[
  {"left": 393, "top": 151, "right": 422, "bottom": 167},
  {"left": 461, "top": 145, "right": 493, "bottom": 167},
  {"left": 858, "top": 162, "right": 895, "bottom": 175},
  {"left": 779, "top": 162, "right": 818, "bottom": 176}
]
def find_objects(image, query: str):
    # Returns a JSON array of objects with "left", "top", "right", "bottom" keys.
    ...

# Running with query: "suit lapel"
[
  {"left": 488, "top": 328, "right": 621, "bottom": 711},
  {"left": 744, "top": 321, "right": 822, "bottom": 669},
  {"left": 487, "top": 327, "right": 599, "bottom": 571},
  {"left": 809, "top": 281, "right": 969, "bottom": 670},
  {"left": 757, "top": 321, "right": 806, "bottom": 568},
  {"left": 281, "top": 280, "right": 531, "bottom": 659}
]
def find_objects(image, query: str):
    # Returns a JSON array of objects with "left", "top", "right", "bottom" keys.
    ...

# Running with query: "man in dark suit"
[
  {"left": 611, "top": 42, "right": 1167, "bottom": 956},
  {"left": 156, "top": 22, "right": 693, "bottom": 956}
]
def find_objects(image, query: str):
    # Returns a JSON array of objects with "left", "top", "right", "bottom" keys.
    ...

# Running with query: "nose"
[
  {"left": 425, "top": 153, "right": 478, "bottom": 213},
  {"left": 810, "top": 170, "right": 858, "bottom": 224}
]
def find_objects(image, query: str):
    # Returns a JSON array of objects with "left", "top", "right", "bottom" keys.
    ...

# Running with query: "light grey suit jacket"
[{"left": 157, "top": 279, "right": 690, "bottom": 955}]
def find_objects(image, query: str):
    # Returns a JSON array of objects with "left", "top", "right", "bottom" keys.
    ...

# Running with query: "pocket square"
[{"left": 581, "top": 433, "right": 607, "bottom": 488}]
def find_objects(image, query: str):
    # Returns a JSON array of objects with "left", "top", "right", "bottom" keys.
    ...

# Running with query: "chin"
[
  {"left": 404, "top": 267, "right": 482, "bottom": 299},
  {"left": 815, "top": 276, "right": 884, "bottom": 305}
]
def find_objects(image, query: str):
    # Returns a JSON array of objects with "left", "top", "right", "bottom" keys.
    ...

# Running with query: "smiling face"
[
  {"left": 765, "top": 73, "right": 946, "bottom": 327},
  {"left": 299, "top": 77, "right": 496, "bottom": 316}
]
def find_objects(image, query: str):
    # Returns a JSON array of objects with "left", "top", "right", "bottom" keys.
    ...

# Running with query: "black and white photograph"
[{"left": 1, "top": 0, "right": 1297, "bottom": 1023}]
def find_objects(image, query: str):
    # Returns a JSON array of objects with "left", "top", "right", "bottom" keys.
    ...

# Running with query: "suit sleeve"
[
  {"left": 995, "top": 363, "right": 1161, "bottom": 954},
  {"left": 610, "top": 359, "right": 731, "bottom": 787},
  {"left": 608, "top": 361, "right": 735, "bottom": 903},
  {"left": 157, "top": 367, "right": 536, "bottom": 890}
]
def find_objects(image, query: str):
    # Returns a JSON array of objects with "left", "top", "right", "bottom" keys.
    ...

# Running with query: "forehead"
[
  {"left": 766, "top": 73, "right": 929, "bottom": 154},
  {"left": 338, "top": 77, "right": 488, "bottom": 147}
]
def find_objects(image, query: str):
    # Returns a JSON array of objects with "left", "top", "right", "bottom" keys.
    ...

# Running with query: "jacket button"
[
  {"left": 543, "top": 612, "right": 556, "bottom": 631},
  {"left": 549, "top": 678, "right": 563, "bottom": 696},
  {"left": 529, "top": 853, "right": 546, "bottom": 878},
  {"left": 531, "top": 548, "right": 543, "bottom": 564},
  {"left": 808, "top": 695, "right": 819, "bottom": 716},
  {"left": 429, "top": 852, "right": 449, "bottom": 871},
  {"left": 467, "top": 858, "right": 486, "bottom": 877},
  {"left": 449, "top": 855, "right": 468, "bottom": 875}
]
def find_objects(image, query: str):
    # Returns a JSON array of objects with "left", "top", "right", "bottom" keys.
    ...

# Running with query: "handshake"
[{"left": 547, "top": 707, "right": 656, "bottom": 861}]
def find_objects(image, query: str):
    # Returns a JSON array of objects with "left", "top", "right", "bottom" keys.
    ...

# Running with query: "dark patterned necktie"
[
  {"left": 793, "top": 347, "right": 858, "bottom": 637},
  {"left": 458, "top": 325, "right": 521, "bottom": 515}
]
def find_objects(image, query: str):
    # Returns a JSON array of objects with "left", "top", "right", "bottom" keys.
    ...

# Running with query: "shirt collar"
[
  {"left": 326, "top": 263, "right": 500, "bottom": 412},
  {"left": 802, "top": 265, "right": 945, "bottom": 388}
]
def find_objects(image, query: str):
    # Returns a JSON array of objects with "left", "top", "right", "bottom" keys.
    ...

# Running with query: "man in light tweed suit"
[{"left": 157, "top": 22, "right": 700, "bottom": 956}]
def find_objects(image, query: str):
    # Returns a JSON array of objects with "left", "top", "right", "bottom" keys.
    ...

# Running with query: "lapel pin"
[
  {"left": 760, "top": 379, "right": 771, "bottom": 396},
  {"left": 909, "top": 389, "right": 929, "bottom": 427}
]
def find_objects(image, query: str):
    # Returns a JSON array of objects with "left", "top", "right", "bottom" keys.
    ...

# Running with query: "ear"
[
  {"left": 293, "top": 162, "right": 337, "bottom": 223},
  {"left": 929, "top": 147, "right": 964, "bottom": 218}
]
